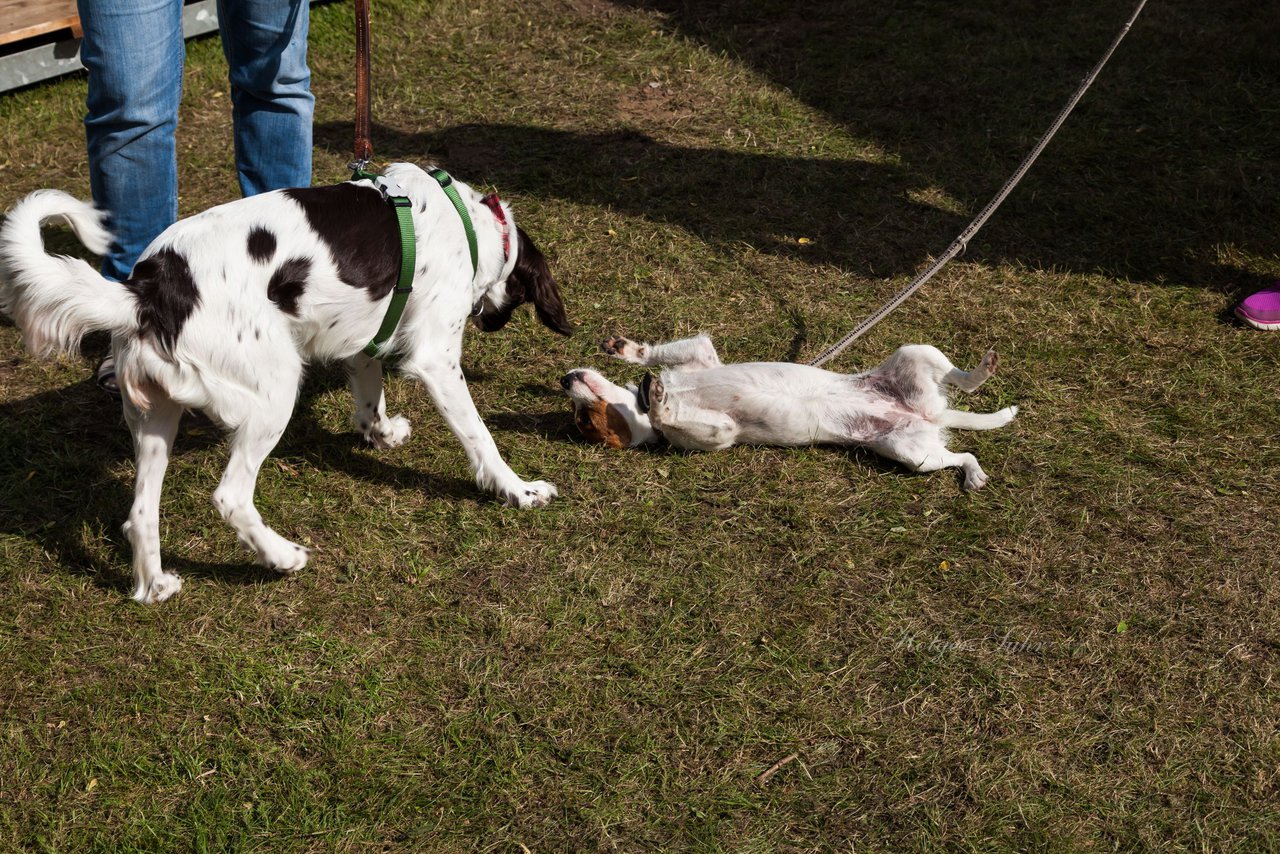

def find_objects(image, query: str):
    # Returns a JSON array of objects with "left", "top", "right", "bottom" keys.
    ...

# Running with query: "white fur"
[
  {"left": 0, "top": 164, "right": 558, "bottom": 603},
  {"left": 564, "top": 334, "right": 1017, "bottom": 490}
]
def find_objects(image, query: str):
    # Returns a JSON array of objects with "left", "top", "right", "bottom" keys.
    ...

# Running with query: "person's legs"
[
  {"left": 217, "top": 0, "right": 314, "bottom": 195},
  {"left": 77, "top": 0, "right": 185, "bottom": 281}
]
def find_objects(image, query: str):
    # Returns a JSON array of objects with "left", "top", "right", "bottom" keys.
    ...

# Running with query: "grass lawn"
[{"left": 1, "top": 0, "right": 1278, "bottom": 849}]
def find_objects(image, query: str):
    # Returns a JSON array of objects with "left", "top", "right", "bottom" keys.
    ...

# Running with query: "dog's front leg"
[
  {"left": 602, "top": 334, "right": 722, "bottom": 371},
  {"left": 346, "top": 353, "right": 412, "bottom": 449},
  {"left": 404, "top": 361, "right": 557, "bottom": 508},
  {"left": 646, "top": 376, "right": 739, "bottom": 451}
]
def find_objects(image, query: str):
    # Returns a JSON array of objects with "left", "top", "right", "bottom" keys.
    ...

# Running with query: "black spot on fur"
[
  {"left": 123, "top": 247, "right": 201, "bottom": 351},
  {"left": 284, "top": 184, "right": 399, "bottom": 299},
  {"left": 247, "top": 227, "right": 277, "bottom": 264},
  {"left": 268, "top": 257, "right": 310, "bottom": 316}
]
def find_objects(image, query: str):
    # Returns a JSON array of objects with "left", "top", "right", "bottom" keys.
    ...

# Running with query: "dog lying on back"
[{"left": 561, "top": 334, "right": 1017, "bottom": 489}]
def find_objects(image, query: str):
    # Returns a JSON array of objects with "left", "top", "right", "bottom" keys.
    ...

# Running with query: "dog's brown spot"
[
  {"left": 284, "top": 184, "right": 399, "bottom": 299},
  {"left": 574, "top": 400, "right": 631, "bottom": 448}
]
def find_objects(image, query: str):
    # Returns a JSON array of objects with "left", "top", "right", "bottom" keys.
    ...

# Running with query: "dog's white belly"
[{"left": 660, "top": 362, "right": 916, "bottom": 447}]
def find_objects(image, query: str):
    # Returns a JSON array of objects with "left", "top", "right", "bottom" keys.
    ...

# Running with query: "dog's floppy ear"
[{"left": 512, "top": 227, "right": 573, "bottom": 336}]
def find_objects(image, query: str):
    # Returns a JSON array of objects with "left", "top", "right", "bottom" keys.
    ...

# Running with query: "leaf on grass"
[{"left": 1116, "top": 620, "right": 1128, "bottom": 634}]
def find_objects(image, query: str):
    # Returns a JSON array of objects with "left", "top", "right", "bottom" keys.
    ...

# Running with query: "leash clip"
[{"left": 349, "top": 159, "right": 377, "bottom": 181}]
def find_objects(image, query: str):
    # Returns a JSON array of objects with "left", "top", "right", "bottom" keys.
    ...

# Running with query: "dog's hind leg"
[
  {"left": 871, "top": 430, "right": 991, "bottom": 491},
  {"left": 944, "top": 348, "right": 999, "bottom": 393},
  {"left": 935, "top": 405, "right": 1018, "bottom": 431},
  {"left": 346, "top": 353, "right": 412, "bottom": 449},
  {"left": 211, "top": 365, "right": 310, "bottom": 573},
  {"left": 122, "top": 395, "right": 184, "bottom": 603}
]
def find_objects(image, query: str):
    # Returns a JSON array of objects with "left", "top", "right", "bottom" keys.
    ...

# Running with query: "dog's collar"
[{"left": 480, "top": 193, "right": 510, "bottom": 265}]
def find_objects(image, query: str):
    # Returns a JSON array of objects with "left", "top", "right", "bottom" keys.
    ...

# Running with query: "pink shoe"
[{"left": 1236, "top": 283, "right": 1280, "bottom": 331}]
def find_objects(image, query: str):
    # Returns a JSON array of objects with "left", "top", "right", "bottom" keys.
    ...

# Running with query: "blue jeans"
[{"left": 77, "top": 0, "right": 314, "bottom": 280}]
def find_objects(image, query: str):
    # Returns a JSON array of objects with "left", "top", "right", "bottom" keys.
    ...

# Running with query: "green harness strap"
[
  {"left": 358, "top": 167, "right": 478, "bottom": 359},
  {"left": 428, "top": 167, "right": 478, "bottom": 272}
]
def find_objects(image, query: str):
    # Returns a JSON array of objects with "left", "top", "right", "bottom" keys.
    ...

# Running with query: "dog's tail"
[
  {"left": 0, "top": 189, "right": 137, "bottom": 357},
  {"left": 934, "top": 405, "right": 1019, "bottom": 431}
]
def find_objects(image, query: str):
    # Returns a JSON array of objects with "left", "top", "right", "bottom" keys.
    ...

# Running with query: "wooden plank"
[
  {"left": 0, "top": 0, "right": 79, "bottom": 48},
  {"left": 0, "top": 0, "right": 221, "bottom": 92}
]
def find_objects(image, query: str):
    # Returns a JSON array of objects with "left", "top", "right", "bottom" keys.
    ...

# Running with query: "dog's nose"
[{"left": 560, "top": 371, "right": 581, "bottom": 390}]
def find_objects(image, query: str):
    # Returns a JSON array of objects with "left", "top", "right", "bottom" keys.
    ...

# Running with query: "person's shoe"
[{"left": 1235, "top": 283, "right": 1280, "bottom": 331}]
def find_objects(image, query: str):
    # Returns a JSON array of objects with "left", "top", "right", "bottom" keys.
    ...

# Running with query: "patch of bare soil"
[{"left": 617, "top": 81, "right": 697, "bottom": 126}]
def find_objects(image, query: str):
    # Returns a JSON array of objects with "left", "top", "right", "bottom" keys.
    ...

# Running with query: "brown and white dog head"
[{"left": 560, "top": 368, "right": 658, "bottom": 448}]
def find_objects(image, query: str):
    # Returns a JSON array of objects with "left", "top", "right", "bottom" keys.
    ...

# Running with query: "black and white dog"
[
  {"left": 0, "top": 163, "right": 571, "bottom": 602},
  {"left": 563, "top": 334, "right": 1016, "bottom": 489}
]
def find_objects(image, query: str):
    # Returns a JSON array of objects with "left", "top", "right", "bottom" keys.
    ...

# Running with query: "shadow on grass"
[
  {"left": 485, "top": 400, "right": 952, "bottom": 488},
  {"left": 609, "top": 0, "right": 1278, "bottom": 293},
  {"left": 317, "top": 119, "right": 953, "bottom": 278},
  {"left": 0, "top": 365, "right": 479, "bottom": 597},
  {"left": 318, "top": 0, "right": 1276, "bottom": 297},
  {"left": 0, "top": 377, "right": 267, "bottom": 596}
]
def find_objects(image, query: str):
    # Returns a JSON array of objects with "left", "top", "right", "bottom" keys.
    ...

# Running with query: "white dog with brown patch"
[{"left": 562, "top": 334, "right": 1017, "bottom": 489}]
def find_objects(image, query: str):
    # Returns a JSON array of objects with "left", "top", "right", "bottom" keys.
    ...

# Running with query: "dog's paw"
[
  {"left": 365, "top": 414, "right": 412, "bottom": 449},
  {"left": 649, "top": 375, "right": 666, "bottom": 406},
  {"left": 963, "top": 468, "right": 990, "bottom": 491},
  {"left": 601, "top": 336, "right": 648, "bottom": 364},
  {"left": 503, "top": 479, "right": 558, "bottom": 509},
  {"left": 255, "top": 533, "right": 311, "bottom": 574},
  {"left": 133, "top": 572, "right": 183, "bottom": 604},
  {"left": 979, "top": 348, "right": 999, "bottom": 376}
]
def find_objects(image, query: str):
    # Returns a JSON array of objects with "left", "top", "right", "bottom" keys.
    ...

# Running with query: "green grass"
[{"left": 2, "top": 0, "right": 1279, "bottom": 849}]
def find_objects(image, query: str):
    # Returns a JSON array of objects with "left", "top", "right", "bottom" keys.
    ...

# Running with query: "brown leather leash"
[
  {"left": 342, "top": 2, "right": 481, "bottom": 359},
  {"left": 352, "top": 0, "right": 374, "bottom": 171}
]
